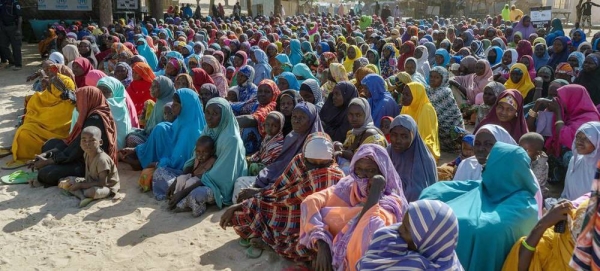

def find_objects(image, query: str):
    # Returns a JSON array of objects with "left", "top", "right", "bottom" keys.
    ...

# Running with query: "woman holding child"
[
  {"left": 33, "top": 86, "right": 117, "bottom": 187},
  {"left": 123, "top": 88, "right": 205, "bottom": 200},
  {"left": 174, "top": 98, "right": 247, "bottom": 216},
  {"left": 219, "top": 132, "right": 344, "bottom": 260}
]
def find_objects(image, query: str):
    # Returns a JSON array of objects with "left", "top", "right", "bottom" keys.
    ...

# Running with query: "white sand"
[{"left": 0, "top": 44, "right": 296, "bottom": 271}]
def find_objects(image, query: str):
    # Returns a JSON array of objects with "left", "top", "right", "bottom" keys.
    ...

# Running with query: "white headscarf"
[
  {"left": 562, "top": 121, "right": 600, "bottom": 200},
  {"left": 49, "top": 52, "right": 65, "bottom": 65}
]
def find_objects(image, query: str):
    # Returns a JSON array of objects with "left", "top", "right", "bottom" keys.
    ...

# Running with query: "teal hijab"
[
  {"left": 419, "top": 142, "right": 538, "bottom": 271},
  {"left": 97, "top": 77, "right": 133, "bottom": 149},
  {"left": 146, "top": 76, "right": 175, "bottom": 134},
  {"left": 194, "top": 98, "right": 248, "bottom": 208}
]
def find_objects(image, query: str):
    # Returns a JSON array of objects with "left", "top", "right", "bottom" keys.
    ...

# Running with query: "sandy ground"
[{"left": 0, "top": 44, "right": 297, "bottom": 271}]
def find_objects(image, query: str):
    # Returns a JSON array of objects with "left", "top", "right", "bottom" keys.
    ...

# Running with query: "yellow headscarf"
[
  {"left": 343, "top": 45, "right": 363, "bottom": 72},
  {"left": 533, "top": 37, "right": 547, "bottom": 46},
  {"left": 329, "top": 63, "right": 349, "bottom": 83},
  {"left": 400, "top": 82, "right": 440, "bottom": 160},
  {"left": 275, "top": 41, "right": 283, "bottom": 53},
  {"left": 504, "top": 63, "right": 535, "bottom": 98}
]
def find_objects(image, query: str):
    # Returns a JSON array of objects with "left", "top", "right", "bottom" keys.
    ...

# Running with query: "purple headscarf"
[
  {"left": 255, "top": 102, "right": 323, "bottom": 188},
  {"left": 512, "top": 15, "right": 536, "bottom": 40}
]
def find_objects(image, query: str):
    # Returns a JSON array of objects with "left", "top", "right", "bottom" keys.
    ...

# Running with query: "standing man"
[
  {"left": 0, "top": 0, "right": 22, "bottom": 70},
  {"left": 580, "top": 0, "right": 600, "bottom": 35},
  {"left": 374, "top": 1, "right": 380, "bottom": 18}
]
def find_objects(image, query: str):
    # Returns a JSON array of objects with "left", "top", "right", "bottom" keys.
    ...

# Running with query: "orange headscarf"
[{"left": 132, "top": 62, "right": 156, "bottom": 83}]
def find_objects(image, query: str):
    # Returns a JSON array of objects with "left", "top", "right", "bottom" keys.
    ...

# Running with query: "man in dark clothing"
[
  {"left": 0, "top": 0, "right": 22, "bottom": 70},
  {"left": 380, "top": 4, "right": 391, "bottom": 22},
  {"left": 374, "top": 1, "right": 380, "bottom": 17},
  {"left": 579, "top": 0, "right": 600, "bottom": 34}
]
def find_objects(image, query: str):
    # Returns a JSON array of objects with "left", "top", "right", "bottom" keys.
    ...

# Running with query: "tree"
[
  {"left": 151, "top": 0, "right": 164, "bottom": 21},
  {"left": 275, "top": 0, "right": 282, "bottom": 16},
  {"left": 99, "top": 0, "right": 113, "bottom": 27},
  {"left": 210, "top": 0, "right": 216, "bottom": 16}
]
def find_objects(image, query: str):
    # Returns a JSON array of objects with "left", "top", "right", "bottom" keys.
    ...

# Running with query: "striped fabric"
[
  {"left": 232, "top": 147, "right": 344, "bottom": 261},
  {"left": 570, "top": 166, "right": 600, "bottom": 271},
  {"left": 357, "top": 200, "right": 464, "bottom": 271}
]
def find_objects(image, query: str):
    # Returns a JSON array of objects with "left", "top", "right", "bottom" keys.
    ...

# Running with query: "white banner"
[
  {"left": 530, "top": 6, "right": 552, "bottom": 28},
  {"left": 37, "top": 0, "right": 93, "bottom": 11}
]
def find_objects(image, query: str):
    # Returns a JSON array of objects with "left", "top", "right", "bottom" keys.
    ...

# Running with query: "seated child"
[
  {"left": 163, "top": 102, "right": 176, "bottom": 122},
  {"left": 166, "top": 135, "right": 217, "bottom": 212},
  {"left": 380, "top": 116, "right": 394, "bottom": 143},
  {"left": 227, "top": 89, "right": 239, "bottom": 103},
  {"left": 226, "top": 66, "right": 236, "bottom": 82},
  {"left": 519, "top": 132, "right": 549, "bottom": 198},
  {"left": 437, "top": 134, "right": 474, "bottom": 181},
  {"left": 58, "top": 126, "right": 120, "bottom": 208},
  {"left": 246, "top": 111, "right": 285, "bottom": 175}
]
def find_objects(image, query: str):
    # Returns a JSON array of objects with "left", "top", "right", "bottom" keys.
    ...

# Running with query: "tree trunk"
[
  {"left": 151, "top": 0, "right": 164, "bottom": 20},
  {"left": 275, "top": 0, "right": 282, "bottom": 16},
  {"left": 247, "top": 0, "right": 253, "bottom": 17},
  {"left": 210, "top": 0, "right": 216, "bottom": 16},
  {"left": 99, "top": 0, "right": 113, "bottom": 27}
]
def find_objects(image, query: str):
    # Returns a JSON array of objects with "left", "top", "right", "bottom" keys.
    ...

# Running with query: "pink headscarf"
[
  {"left": 454, "top": 59, "right": 493, "bottom": 104},
  {"left": 85, "top": 70, "right": 107, "bottom": 87}
]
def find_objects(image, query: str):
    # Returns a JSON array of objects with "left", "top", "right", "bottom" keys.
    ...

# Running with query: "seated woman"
[
  {"left": 175, "top": 98, "right": 247, "bottom": 216},
  {"left": 321, "top": 63, "right": 349, "bottom": 97},
  {"left": 3, "top": 74, "right": 77, "bottom": 169},
  {"left": 125, "top": 76, "right": 176, "bottom": 148},
  {"left": 299, "top": 144, "right": 408, "bottom": 271},
  {"left": 276, "top": 71, "right": 300, "bottom": 91},
  {"left": 128, "top": 62, "right": 156, "bottom": 114},
  {"left": 562, "top": 122, "right": 600, "bottom": 200},
  {"left": 233, "top": 102, "right": 323, "bottom": 203},
  {"left": 334, "top": 97, "right": 387, "bottom": 174},
  {"left": 32, "top": 87, "right": 118, "bottom": 187},
  {"left": 245, "top": 111, "right": 285, "bottom": 175},
  {"left": 361, "top": 74, "right": 399, "bottom": 127},
  {"left": 320, "top": 82, "right": 359, "bottom": 143},
  {"left": 201, "top": 55, "right": 229, "bottom": 97},
  {"left": 276, "top": 90, "right": 303, "bottom": 136},
  {"left": 299, "top": 79, "right": 324, "bottom": 110},
  {"left": 503, "top": 196, "right": 589, "bottom": 271},
  {"left": 219, "top": 132, "right": 345, "bottom": 260},
  {"left": 198, "top": 83, "right": 221, "bottom": 108},
  {"left": 387, "top": 115, "right": 437, "bottom": 202},
  {"left": 536, "top": 85, "right": 600, "bottom": 181},
  {"left": 234, "top": 79, "right": 280, "bottom": 155},
  {"left": 475, "top": 82, "right": 506, "bottom": 127},
  {"left": 400, "top": 82, "right": 440, "bottom": 161},
  {"left": 230, "top": 65, "right": 258, "bottom": 115},
  {"left": 427, "top": 66, "right": 465, "bottom": 152},
  {"left": 96, "top": 77, "right": 135, "bottom": 149},
  {"left": 475, "top": 89, "right": 528, "bottom": 142},
  {"left": 358, "top": 200, "right": 463, "bottom": 270},
  {"left": 122, "top": 89, "right": 205, "bottom": 198},
  {"left": 420, "top": 142, "right": 539, "bottom": 271},
  {"left": 505, "top": 63, "right": 536, "bottom": 104},
  {"left": 403, "top": 57, "right": 428, "bottom": 86}
]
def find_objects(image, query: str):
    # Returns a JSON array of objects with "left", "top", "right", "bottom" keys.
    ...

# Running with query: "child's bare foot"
[{"left": 28, "top": 178, "right": 42, "bottom": 188}]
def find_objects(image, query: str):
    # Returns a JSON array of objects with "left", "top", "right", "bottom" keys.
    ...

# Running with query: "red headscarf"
[
  {"left": 73, "top": 57, "right": 93, "bottom": 88},
  {"left": 65, "top": 87, "right": 118, "bottom": 163},
  {"left": 253, "top": 79, "right": 282, "bottom": 136},
  {"left": 516, "top": 40, "right": 533, "bottom": 59},
  {"left": 475, "top": 89, "right": 529, "bottom": 142},
  {"left": 397, "top": 41, "right": 415, "bottom": 71},
  {"left": 191, "top": 68, "right": 216, "bottom": 91}
]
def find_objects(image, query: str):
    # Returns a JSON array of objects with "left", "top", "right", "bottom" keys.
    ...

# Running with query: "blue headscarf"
[
  {"left": 357, "top": 200, "right": 461, "bottom": 270},
  {"left": 145, "top": 76, "right": 175, "bottom": 134},
  {"left": 387, "top": 115, "right": 437, "bottom": 202},
  {"left": 532, "top": 43, "right": 550, "bottom": 70},
  {"left": 275, "top": 54, "right": 293, "bottom": 72},
  {"left": 319, "top": 42, "right": 331, "bottom": 54},
  {"left": 97, "top": 77, "right": 133, "bottom": 149},
  {"left": 547, "top": 36, "right": 571, "bottom": 69},
  {"left": 569, "top": 51, "right": 585, "bottom": 70},
  {"left": 292, "top": 63, "right": 318, "bottom": 85},
  {"left": 135, "top": 88, "right": 206, "bottom": 170},
  {"left": 434, "top": 49, "right": 450, "bottom": 67},
  {"left": 572, "top": 29, "right": 587, "bottom": 49},
  {"left": 419, "top": 142, "right": 538, "bottom": 271},
  {"left": 277, "top": 71, "right": 300, "bottom": 91},
  {"left": 192, "top": 98, "right": 247, "bottom": 208},
  {"left": 252, "top": 48, "right": 272, "bottom": 85},
  {"left": 136, "top": 37, "right": 159, "bottom": 71},
  {"left": 487, "top": 46, "right": 504, "bottom": 66},
  {"left": 361, "top": 74, "right": 400, "bottom": 127},
  {"left": 289, "top": 39, "right": 303, "bottom": 66}
]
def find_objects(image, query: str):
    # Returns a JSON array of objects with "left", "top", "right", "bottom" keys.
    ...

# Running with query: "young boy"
[
  {"left": 437, "top": 134, "right": 474, "bottom": 181},
  {"left": 58, "top": 126, "right": 119, "bottom": 208},
  {"left": 519, "top": 132, "right": 549, "bottom": 198},
  {"left": 380, "top": 116, "right": 394, "bottom": 143},
  {"left": 166, "top": 135, "right": 217, "bottom": 213},
  {"left": 227, "top": 89, "right": 239, "bottom": 103},
  {"left": 246, "top": 111, "right": 285, "bottom": 175}
]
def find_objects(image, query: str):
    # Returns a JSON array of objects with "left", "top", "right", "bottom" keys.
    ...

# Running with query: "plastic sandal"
[
  {"left": 238, "top": 238, "right": 251, "bottom": 248},
  {"left": 79, "top": 198, "right": 94, "bottom": 208},
  {"left": 1, "top": 160, "right": 27, "bottom": 170},
  {"left": 1, "top": 170, "right": 36, "bottom": 185},
  {"left": 245, "top": 246, "right": 263, "bottom": 259}
]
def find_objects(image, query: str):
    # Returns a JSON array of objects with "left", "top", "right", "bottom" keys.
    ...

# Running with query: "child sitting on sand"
[
  {"left": 166, "top": 135, "right": 217, "bottom": 211},
  {"left": 246, "top": 111, "right": 285, "bottom": 175},
  {"left": 437, "top": 134, "right": 475, "bottom": 181},
  {"left": 58, "top": 126, "right": 120, "bottom": 208},
  {"left": 519, "top": 132, "right": 549, "bottom": 198}
]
